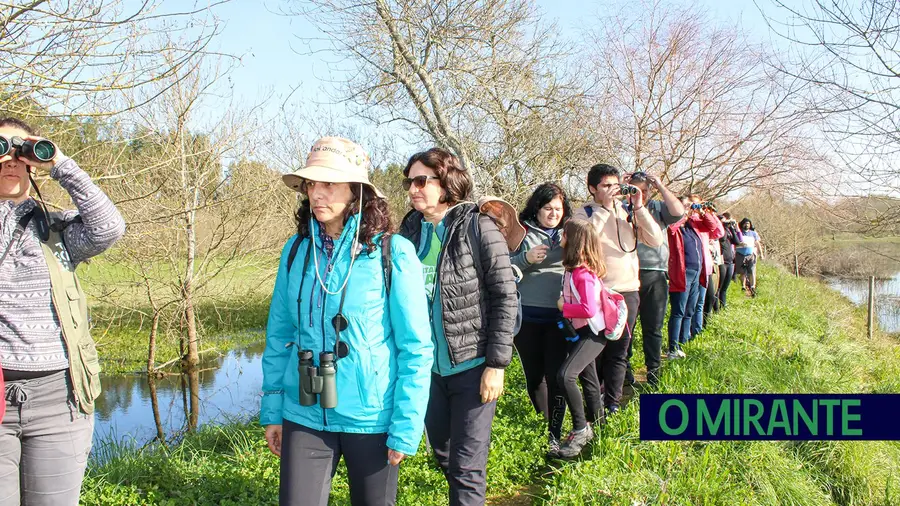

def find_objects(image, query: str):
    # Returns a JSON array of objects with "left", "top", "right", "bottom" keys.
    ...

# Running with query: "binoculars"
[
  {"left": 298, "top": 350, "right": 338, "bottom": 409},
  {"left": 620, "top": 184, "right": 639, "bottom": 195},
  {"left": 691, "top": 202, "right": 716, "bottom": 211},
  {"left": 0, "top": 136, "right": 57, "bottom": 163}
]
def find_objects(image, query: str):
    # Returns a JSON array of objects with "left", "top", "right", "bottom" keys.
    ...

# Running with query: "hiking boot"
[
  {"left": 556, "top": 425, "right": 594, "bottom": 459},
  {"left": 607, "top": 404, "right": 620, "bottom": 416}
]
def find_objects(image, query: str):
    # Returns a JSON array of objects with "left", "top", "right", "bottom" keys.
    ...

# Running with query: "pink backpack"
[{"left": 566, "top": 273, "right": 628, "bottom": 340}]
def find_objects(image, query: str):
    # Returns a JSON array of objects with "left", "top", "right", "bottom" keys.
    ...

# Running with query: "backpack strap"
[
  {"left": 381, "top": 233, "right": 393, "bottom": 296},
  {"left": 286, "top": 235, "right": 303, "bottom": 273},
  {"left": 584, "top": 205, "right": 593, "bottom": 218}
]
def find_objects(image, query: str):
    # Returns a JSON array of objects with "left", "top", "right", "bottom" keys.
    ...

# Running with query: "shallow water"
[
  {"left": 827, "top": 272, "right": 900, "bottom": 334},
  {"left": 92, "top": 339, "right": 265, "bottom": 447}
]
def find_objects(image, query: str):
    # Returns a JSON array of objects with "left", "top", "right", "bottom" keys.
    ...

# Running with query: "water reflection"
[
  {"left": 93, "top": 340, "right": 265, "bottom": 446},
  {"left": 828, "top": 272, "right": 900, "bottom": 333}
]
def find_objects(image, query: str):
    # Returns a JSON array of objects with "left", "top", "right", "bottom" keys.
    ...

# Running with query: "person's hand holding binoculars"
[{"left": 0, "top": 135, "right": 63, "bottom": 173}]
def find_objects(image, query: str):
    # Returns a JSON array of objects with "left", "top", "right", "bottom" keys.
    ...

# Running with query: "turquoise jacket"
[{"left": 260, "top": 216, "right": 434, "bottom": 455}]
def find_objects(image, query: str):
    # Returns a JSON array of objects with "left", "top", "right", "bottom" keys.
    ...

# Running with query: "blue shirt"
[{"left": 682, "top": 225, "right": 703, "bottom": 270}]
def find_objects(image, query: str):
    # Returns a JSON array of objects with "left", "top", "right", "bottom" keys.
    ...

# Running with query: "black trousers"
[
  {"left": 718, "top": 263, "right": 735, "bottom": 307},
  {"left": 514, "top": 321, "right": 568, "bottom": 439},
  {"left": 425, "top": 365, "right": 497, "bottom": 506},
  {"left": 279, "top": 420, "right": 398, "bottom": 506},
  {"left": 600, "top": 290, "right": 638, "bottom": 408},
  {"left": 635, "top": 270, "right": 667, "bottom": 377},
  {"left": 558, "top": 327, "right": 606, "bottom": 431}
]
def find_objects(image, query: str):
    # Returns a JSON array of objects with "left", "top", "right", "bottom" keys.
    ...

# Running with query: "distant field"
[{"left": 79, "top": 256, "right": 278, "bottom": 374}]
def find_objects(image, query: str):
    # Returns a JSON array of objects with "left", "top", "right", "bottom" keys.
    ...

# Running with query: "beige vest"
[{"left": 39, "top": 216, "right": 102, "bottom": 415}]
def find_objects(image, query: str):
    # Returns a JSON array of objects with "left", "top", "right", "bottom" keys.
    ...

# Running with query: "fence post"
[
  {"left": 793, "top": 254, "right": 799, "bottom": 277},
  {"left": 867, "top": 276, "right": 875, "bottom": 339}
]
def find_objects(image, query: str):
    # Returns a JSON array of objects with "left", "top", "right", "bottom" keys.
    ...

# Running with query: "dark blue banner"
[{"left": 640, "top": 394, "right": 900, "bottom": 441}]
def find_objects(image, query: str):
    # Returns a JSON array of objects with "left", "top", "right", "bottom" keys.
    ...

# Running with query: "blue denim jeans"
[
  {"left": 667, "top": 268, "right": 701, "bottom": 352},
  {"left": 691, "top": 278, "right": 708, "bottom": 338}
]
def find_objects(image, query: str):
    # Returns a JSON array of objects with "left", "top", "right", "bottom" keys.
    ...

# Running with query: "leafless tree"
[
  {"left": 98, "top": 50, "right": 287, "bottom": 373},
  {"left": 0, "top": 0, "right": 231, "bottom": 118},
  {"left": 761, "top": 0, "right": 900, "bottom": 230},
  {"left": 284, "top": 0, "right": 606, "bottom": 203},
  {"left": 588, "top": 1, "right": 824, "bottom": 199}
]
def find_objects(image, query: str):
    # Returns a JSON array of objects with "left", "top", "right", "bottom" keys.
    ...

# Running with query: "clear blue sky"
[{"left": 203, "top": 0, "right": 776, "bottom": 161}]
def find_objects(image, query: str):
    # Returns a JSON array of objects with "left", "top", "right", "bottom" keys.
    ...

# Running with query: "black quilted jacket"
[{"left": 399, "top": 203, "right": 517, "bottom": 369}]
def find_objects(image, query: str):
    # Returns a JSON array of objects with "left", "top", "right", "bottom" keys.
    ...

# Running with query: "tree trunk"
[
  {"left": 148, "top": 310, "right": 160, "bottom": 374},
  {"left": 148, "top": 376, "right": 166, "bottom": 443},
  {"left": 187, "top": 368, "right": 200, "bottom": 432}
]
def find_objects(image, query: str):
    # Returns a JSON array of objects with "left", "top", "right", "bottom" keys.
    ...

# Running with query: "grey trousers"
[
  {"left": 0, "top": 370, "right": 94, "bottom": 506},
  {"left": 279, "top": 420, "right": 398, "bottom": 506},
  {"left": 425, "top": 365, "right": 497, "bottom": 506}
]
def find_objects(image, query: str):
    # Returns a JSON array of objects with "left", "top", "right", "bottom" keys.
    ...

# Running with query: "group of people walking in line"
[{"left": 0, "top": 123, "right": 764, "bottom": 506}]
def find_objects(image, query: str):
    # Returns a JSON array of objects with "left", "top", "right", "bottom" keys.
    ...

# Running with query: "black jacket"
[
  {"left": 399, "top": 203, "right": 517, "bottom": 369},
  {"left": 720, "top": 222, "right": 741, "bottom": 264}
]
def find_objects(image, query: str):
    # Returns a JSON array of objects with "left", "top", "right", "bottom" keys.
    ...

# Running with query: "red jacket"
[{"left": 667, "top": 213, "right": 725, "bottom": 293}]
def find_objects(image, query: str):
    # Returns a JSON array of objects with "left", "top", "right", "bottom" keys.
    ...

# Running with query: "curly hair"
[
  {"left": 294, "top": 183, "right": 392, "bottom": 253},
  {"left": 518, "top": 182, "right": 572, "bottom": 228}
]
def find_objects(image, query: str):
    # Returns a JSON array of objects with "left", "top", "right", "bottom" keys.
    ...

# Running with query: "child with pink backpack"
[{"left": 552, "top": 219, "right": 627, "bottom": 459}]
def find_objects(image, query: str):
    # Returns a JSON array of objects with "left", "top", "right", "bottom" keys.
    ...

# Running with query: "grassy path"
[{"left": 81, "top": 264, "right": 900, "bottom": 505}]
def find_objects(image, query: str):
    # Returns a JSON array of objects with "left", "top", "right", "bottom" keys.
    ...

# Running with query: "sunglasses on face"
[{"left": 402, "top": 175, "right": 440, "bottom": 191}]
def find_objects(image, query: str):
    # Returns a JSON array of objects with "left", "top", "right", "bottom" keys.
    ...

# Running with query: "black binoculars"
[
  {"left": 0, "top": 136, "right": 57, "bottom": 163},
  {"left": 620, "top": 184, "right": 638, "bottom": 196},
  {"left": 298, "top": 350, "right": 338, "bottom": 409}
]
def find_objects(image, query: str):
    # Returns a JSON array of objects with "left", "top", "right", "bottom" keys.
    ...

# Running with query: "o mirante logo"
[{"left": 640, "top": 394, "right": 900, "bottom": 441}]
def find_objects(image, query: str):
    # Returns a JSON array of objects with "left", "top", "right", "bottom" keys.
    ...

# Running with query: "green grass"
[{"left": 82, "top": 264, "right": 900, "bottom": 505}]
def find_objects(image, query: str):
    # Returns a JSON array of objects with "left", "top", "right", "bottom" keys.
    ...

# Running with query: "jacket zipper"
[{"left": 434, "top": 220, "right": 456, "bottom": 368}]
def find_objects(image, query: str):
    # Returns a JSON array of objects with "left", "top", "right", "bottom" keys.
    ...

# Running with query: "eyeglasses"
[{"left": 402, "top": 175, "right": 440, "bottom": 191}]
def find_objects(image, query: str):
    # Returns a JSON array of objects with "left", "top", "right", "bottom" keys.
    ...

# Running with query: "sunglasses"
[{"left": 402, "top": 175, "right": 439, "bottom": 191}]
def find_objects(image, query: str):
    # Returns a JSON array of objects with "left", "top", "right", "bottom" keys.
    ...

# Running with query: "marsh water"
[
  {"left": 828, "top": 272, "right": 900, "bottom": 334},
  {"left": 92, "top": 339, "right": 265, "bottom": 449}
]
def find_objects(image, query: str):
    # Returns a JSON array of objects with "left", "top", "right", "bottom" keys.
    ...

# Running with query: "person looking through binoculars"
[
  {"left": 260, "top": 137, "right": 433, "bottom": 506},
  {"left": 574, "top": 164, "right": 664, "bottom": 414},
  {"left": 624, "top": 171, "right": 684, "bottom": 388},
  {"left": 1, "top": 117, "right": 126, "bottom": 506}
]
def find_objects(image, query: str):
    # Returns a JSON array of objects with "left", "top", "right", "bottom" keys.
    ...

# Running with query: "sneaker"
[
  {"left": 677, "top": 349, "right": 686, "bottom": 358},
  {"left": 666, "top": 350, "right": 680, "bottom": 360},
  {"left": 556, "top": 425, "right": 594, "bottom": 459},
  {"left": 606, "top": 404, "right": 620, "bottom": 416},
  {"left": 547, "top": 435, "right": 561, "bottom": 458}
]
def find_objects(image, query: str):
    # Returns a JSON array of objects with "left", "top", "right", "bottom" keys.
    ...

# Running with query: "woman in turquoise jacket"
[{"left": 261, "top": 137, "right": 433, "bottom": 506}]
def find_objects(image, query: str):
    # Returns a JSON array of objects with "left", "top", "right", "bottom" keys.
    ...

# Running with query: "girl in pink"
[{"left": 553, "top": 219, "right": 624, "bottom": 459}]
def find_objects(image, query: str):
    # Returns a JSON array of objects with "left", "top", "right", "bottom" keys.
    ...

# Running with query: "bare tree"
[
  {"left": 0, "top": 0, "right": 232, "bottom": 118},
  {"left": 96, "top": 50, "right": 287, "bottom": 373},
  {"left": 285, "top": 0, "right": 605, "bottom": 202},
  {"left": 588, "top": 1, "right": 823, "bottom": 198},
  {"left": 761, "top": 0, "right": 900, "bottom": 231}
]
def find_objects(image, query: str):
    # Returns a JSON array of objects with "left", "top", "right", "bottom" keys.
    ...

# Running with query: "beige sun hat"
[
  {"left": 477, "top": 195, "right": 527, "bottom": 252},
  {"left": 282, "top": 137, "right": 385, "bottom": 199}
]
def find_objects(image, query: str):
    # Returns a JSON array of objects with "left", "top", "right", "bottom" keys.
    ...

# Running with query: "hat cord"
[{"left": 311, "top": 184, "right": 364, "bottom": 296}]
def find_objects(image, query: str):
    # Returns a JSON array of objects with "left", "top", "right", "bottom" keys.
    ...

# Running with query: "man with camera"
[
  {"left": 1, "top": 117, "right": 125, "bottom": 505},
  {"left": 625, "top": 172, "right": 684, "bottom": 388},
  {"left": 574, "top": 164, "right": 664, "bottom": 414}
]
